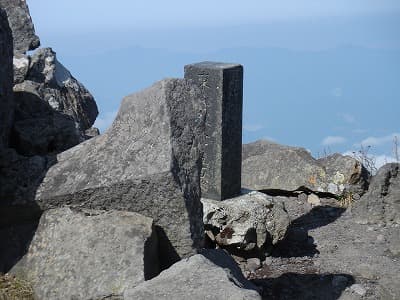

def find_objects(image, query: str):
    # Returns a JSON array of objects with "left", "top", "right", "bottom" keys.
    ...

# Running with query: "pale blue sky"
[
  {"left": 28, "top": 1, "right": 400, "bottom": 168},
  {"left": 29, "top": 0, "right": 400, "bottom": 32}
]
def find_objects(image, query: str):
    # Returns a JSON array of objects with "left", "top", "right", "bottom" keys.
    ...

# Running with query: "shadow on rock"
[
  {"left": 0, "top": 220, "right": 39, "bottom": 273},
  {"left": 155, "top": 226, "right": 181, "bottom": 271},
  {"left": 253, "top": 273, "right": 355, "bottom": 300},
  {"left": 271, "top": 206, "right": 346, "bottom": 258},
  {"left": 0, "top": 94, "right": 77, "bottom": 274}
]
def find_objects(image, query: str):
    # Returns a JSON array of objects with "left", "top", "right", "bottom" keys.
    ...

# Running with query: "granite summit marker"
[{"left": 184, "top": 62, "right": 243, "bottom": 200}]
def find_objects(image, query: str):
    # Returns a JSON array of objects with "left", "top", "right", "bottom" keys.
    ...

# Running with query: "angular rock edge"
[{"left": 33, "top": 78, "right": 206, "bottom": 260}]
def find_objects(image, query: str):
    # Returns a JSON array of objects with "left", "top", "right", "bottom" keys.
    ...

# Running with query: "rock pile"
[
  {"left": 0, "top": 0, "right": 99, "bottom": 226},
  {"left": 1, "top": 1, "right": 400, "bottom": 299}
]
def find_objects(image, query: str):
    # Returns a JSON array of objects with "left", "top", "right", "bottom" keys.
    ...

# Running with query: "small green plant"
[{"left": 0, "top": 274, "right": 34, "bottom": 300}]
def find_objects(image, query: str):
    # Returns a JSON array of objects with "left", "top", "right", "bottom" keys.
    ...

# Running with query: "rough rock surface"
[
  {"left": 0, "top": 8, "right": 13, "bottom": 149},
  {"left": 202, "top": 191, "right": 290, "bottom": 250},
  {"left": 34, "top": 79, "right": 206, "bottom": 259},
  {"left": 317, "top": 153, "right": 369, "bottom": 195},
  {"left": 11, "top": 207, "right": 159, "bottom": 300},
  {"left": 247, "top": 190, "right": 400, "bottom": 299},
  {"left": 352, "top": 163, "right": 400, "bottom": 226},
  {"left": 11, "top": 48, "right": 98, "bottom": 155},
  {"left": 0, "top": 0, "right": 40, "bottom": 53},
  {"left": 242, "top": 140, "right": 369, "bottom": 196},
  {"left": 124, "top": 249, "right": 261, "bottom": 300}
]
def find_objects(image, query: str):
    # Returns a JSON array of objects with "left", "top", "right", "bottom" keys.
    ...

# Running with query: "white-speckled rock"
[{"left": 202, "top": 191, "right": 290, "bottom": 250}]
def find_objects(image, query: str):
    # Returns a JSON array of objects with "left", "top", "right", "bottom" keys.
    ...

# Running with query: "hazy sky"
[
  {"left": 27, "top": 1, "right": 400, "bottom": 169},
  {"left": 30, "top": 0, "right": 400, "bottom": 32}
]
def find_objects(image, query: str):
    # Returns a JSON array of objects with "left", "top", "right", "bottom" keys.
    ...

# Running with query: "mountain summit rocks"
[
  {"left": 0, "top": 1, "right": 99, "bottom": 217},
  {"left": 35, "top": 78, "right": 207, "bottom": 259}
]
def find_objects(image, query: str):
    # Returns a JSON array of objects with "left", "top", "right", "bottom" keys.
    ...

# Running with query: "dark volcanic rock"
[
  {"left": 124, "top": 249, "right": 261, "bottom": 300},
  {"left": 12, "top": 48, "right": 99, "bottom": 155},
  {"left": 0, "top": 8, "right": 13, "bottom": 149},
  {"left": 11, "top": 207, "right": 159, "bottom": 300},
  {"left": 0, "top": 148, "right": 49, "bottom": 213},
  {"left": 34, "top": 79, "right": 206, "bottom": 258},
  {"left": 242, "top": 140, "right": 369, "bottom": 196},
  {"left": 352, "top": 163, "right": 400, "bottom": 226},
  {"left": 0, "top": 0, "right": 40, "bottom": 53}
]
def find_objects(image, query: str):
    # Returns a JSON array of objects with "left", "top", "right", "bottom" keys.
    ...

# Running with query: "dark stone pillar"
[{"left": 184, "top": 62, "right": 243, "bottom": 200}]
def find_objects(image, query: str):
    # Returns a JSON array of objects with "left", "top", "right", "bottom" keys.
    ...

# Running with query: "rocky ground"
[{"left": 234, "top": 194, "right": 400, "bottom": 299}]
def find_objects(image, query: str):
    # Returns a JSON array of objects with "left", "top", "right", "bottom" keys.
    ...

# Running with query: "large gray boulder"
[
  {"left": 352, "top": 163, "right": 400, "bottom": 225},
  {"left": 0, "top": 0, "right": 40, "bottom": 54},
  {"left": 11, "top": 207, "right": 159, "bottom": 300},
  {"left": 242, "top": 140, "right": 369, "bottom": 196},
  {"left": 0, "top": 8, "right": 13, "bottom": 149},
  {"left": 33, "top": 79, "right": 206, "bottom": 259},
  {"left": 202, "top": 191, "right": 290, "bottom": 250},
  {"left": 124, "top": 249, "right": 261, "bottom": 300},
  {"left": 12, "top": 48, "right": 98, "bottom": 155}
]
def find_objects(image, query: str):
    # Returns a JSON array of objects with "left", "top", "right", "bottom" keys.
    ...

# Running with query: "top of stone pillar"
[{"left": 186, "top": 61, "right": 242, "bottom": 70}]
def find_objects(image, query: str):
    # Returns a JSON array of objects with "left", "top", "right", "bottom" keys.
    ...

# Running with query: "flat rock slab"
[
  {"left": 124, "top": 249, "right": 261, "bottom": 300},
  {"left": 202, "top": 191, "right": 290, "bottom": 250},
  {"left": 242, "top": 140, "right": 369, "bottom": 196},
  {"left": 11, "top": 207, "right": 159, "bottom": 300},
  {"left": 34, "top": 78, "right": 206, "bottom": 258}
]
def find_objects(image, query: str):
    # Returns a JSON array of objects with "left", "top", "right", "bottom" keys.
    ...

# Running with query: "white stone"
[
  {"left": 307, "top": 194, "right": 321, "bottom": 206},
  {"left": 350, "top": 284, "right": 367, "bottom": 296}
]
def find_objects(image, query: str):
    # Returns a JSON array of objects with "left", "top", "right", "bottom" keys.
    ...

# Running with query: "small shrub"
[
  {"left": 351, "top": 145, "right": 377, "bottom": 175},
  {"left": 0, "top": 274, "right": 34, "bottom": 300},
  {"left": 336, "top": 192, "right": 354, "bottom": 208}
]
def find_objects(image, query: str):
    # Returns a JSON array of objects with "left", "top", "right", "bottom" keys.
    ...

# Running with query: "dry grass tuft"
[{"left": 0, "top": 273, "right": 34, "bottom": 300}]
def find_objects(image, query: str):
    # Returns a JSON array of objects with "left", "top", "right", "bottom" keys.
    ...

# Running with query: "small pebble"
[
  {"left": 307, "top": 194, "right": 321, "bottom": 206},
  {"left": 350, "top": 284, "right": 367, "bottom": 296},
  {"left": 246, "top": 257, "right": 261, "bottom": 272}
]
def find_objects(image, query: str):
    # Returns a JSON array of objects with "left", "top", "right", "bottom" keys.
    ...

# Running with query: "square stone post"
[{"left": 184, "top": 62, "right": 243, "bottom": 200}]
